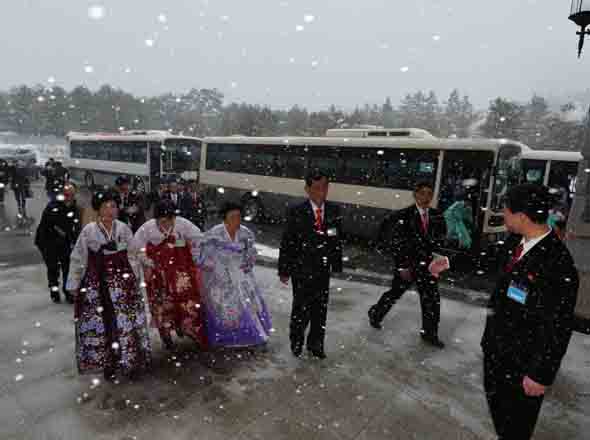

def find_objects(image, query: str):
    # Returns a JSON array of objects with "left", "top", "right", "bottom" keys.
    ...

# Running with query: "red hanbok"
[{"left": 136, "top": 218, "right": 207, "bottom": 348}]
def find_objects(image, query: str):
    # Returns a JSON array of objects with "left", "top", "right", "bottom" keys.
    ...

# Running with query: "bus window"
[
  {"left": 131, "top": 143, "right": 148, "bottom": 163},
  {"left": 307, "top": 146, "right": 341, "bottom": 181},
  {"left": 70, "top": 141, "right": 84, "bottom": 159},
  {"left": 283, "top": 146, "right": 307, "bottom": 179},
  {"left": 341, "top": 149, "right": 376, "bottom": 185},
  {"left": 376, "top": 149, "right": 438, "bottom": 190},
  {"left": 241, "top": 145, "right": 283, "bottom": 177},
  {"left": 521, "top": 159, "right": 546, "bottom": 184}
]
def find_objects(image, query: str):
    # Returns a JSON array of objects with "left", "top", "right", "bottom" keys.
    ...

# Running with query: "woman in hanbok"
[
  {"left": 67, "top": 190, "right": 151, "bottom": 381},
  {"left": 199, "top": 202, "right": 272, "bottom": 348},
  {"left": 132, "top": 199, "right": 207, "bottom": 350}
]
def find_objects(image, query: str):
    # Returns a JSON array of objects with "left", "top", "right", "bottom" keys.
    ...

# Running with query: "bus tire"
[
  {"left": 84, "top": 172, "right": 95, "bottom": 190},
  {"left": 242, "top": 196, "right": 264, "bottom": 223}
]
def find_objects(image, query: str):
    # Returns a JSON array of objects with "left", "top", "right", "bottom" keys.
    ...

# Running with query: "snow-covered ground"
[{"left": 0, "top": 262, "right": 588, "bottom": 439}]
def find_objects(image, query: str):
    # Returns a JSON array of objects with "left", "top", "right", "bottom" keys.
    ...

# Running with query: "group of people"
[
  {"left": 34, "top": 175, "right": 272, "bottom": 381},
  {"left": 0, "top": 158, "right": 34, "bottom": 220},
  {"left": 281, "top": 171, "right": 579, "bottom": 439},
  {"left": 32, "top": 165, "right": 580, "bottom": 440}
]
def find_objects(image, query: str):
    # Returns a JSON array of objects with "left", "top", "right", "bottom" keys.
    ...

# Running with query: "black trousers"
[
  {"left": 13, "top": 189, "right": 26, "bottom": 216},
  {"left": 44, "top": 251, "right": 70, "bottom": 293},
  {"left": 290, "top": 272, "right": 330, "bottom": 352},
  {"left": 484, "top": 354, "right": 544, "bottom": 440},
  {"left": 0, "top": 186, "right": 5, "bottom": 202},
  {"left": 369, "top": 268, "right": 441, "bottom": 335}
]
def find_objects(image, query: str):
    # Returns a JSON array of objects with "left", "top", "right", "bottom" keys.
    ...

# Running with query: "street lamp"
[
  {"left": 567, "top": 1, "right": 590, "bottom": 332},
  {"left": 569, "top": 0, "right": 590, "bottom": 57}
]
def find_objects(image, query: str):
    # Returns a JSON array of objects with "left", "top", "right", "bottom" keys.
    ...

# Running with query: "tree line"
[{"left": 0, "top": 84, "right": 585, "bottom": 150}]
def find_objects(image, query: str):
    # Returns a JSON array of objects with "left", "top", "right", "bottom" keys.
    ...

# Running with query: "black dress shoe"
[
  {"left": 307, "top": 349, "right": 327, "bottom": 360},
  {"left": 291, "top": 345, "right": 303, "bottom": 358},
  {"left": 420, "top": 333, "right": 445, "bottom": 349},
  {"left": 50, "top": 291, "right": 60, "bottom": 303},
  {"left": 64, "top": 292, "right": 74, "bottom": 304},
  {"left": 368, "top": 310, "right": 382, "bottom": 330}
]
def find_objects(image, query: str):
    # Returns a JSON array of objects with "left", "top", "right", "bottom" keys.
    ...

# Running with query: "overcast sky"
[{"left": 2, "top": 0, "right": 589, "bottom": 110}]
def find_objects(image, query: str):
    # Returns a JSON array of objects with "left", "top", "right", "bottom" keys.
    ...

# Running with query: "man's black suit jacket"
[
  {"left": 278, "top": 200, "right": 343, "bottom": 278},
  {"left": 481, "top": 231, "right": 579, "bottom": 386}
]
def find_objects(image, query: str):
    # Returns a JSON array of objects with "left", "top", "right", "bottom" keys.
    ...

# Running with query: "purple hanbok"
[{"left": 199, "top": 224, "right": 272, "bottom": 348}]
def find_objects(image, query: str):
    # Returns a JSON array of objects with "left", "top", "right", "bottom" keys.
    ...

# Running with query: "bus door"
[
  {"left": 148, "top": 142, "right": 164, "bottom": 192},
  {"left": 438, "top": 150, "right": 494, "bottom": 252},
  {"left": 163, "top": 139, "right": 201, "bottom": 182},
  {"left": 547, "top": 160, "right": 579, "bottom": 218}
]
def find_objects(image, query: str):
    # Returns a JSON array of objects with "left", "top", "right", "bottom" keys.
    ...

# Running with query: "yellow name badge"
[{"left": 175, "top": 239, "right": 186, "bottom": 247}]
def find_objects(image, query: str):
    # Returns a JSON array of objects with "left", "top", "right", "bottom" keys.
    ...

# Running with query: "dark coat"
[
  {"left": 382, "top": 204, "right": 446, "bottom": 271},
  {"left": 34, "top": 201, "right": 82, "bottom": 256},
  {"left": 116, "top": 190, "right": 146, "bottom": 233},
  {"left": 481, "top": 231, "right": 579, "bottom": 386},
  {"left": 278, "top": 200, "right": 343, "bottom": 277},
  {"left": 0, "top": 161, "right": 9, "bottom": 184},
  {"left": 179, "top": 192, "right": 207, "bottom": 230}
]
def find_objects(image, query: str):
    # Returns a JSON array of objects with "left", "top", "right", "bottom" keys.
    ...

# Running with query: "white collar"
[
  {"left": 519, "top": 228, "right": 552, "bottom": 259},
  {"left": 309, "top": 199, "right": 325, "bottom": 212},
  {"left": 416, "top": 204, "right": 429, "bottom": 216}
]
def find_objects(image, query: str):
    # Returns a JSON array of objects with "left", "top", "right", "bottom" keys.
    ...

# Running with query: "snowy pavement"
[{"left": 1, "top": 263, "right": 589, "bottom": 439}]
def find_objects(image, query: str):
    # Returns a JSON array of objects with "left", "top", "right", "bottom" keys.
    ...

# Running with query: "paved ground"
[{"left": 1, "top": 262, "right": 589, "bottom": 440}]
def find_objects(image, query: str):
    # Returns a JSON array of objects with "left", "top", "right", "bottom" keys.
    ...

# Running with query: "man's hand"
[
  {"left": 428, "top": 257, "right": 450, "bottom": 278},
  {"left": 280, "top": 275, "right": 290, "bottom": 285},
  {"left": 522, "top": 376, "right": 546, "bottom": 397}
]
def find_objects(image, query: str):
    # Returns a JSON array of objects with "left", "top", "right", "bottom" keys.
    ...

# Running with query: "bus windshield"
[{"left": 491, "top": 145, "right": 521, "bottom": 211}]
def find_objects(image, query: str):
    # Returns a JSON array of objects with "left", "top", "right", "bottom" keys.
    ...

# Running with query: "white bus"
[
  {"left": 65, "top": 131, "right": 202, "bottom": 192},
  {"left": 325, "top": 128, "right": 436, "bottom": 139},
  {"left": 199, "top": 135, "right": 527, "bottom": 255},
  {"left": 520, "top": 149, "right": 582, "bottom": 217}
]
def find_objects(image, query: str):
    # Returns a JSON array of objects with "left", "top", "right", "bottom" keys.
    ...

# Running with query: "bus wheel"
[
  {"left": 243, "top": 196, "right": 264, "bottom": 223},
  {"left": 84, "top": 172, "right": 95, "bottom": 190},
  {"left": 134, "top": 176, "right": 146, "bottom": 193}
]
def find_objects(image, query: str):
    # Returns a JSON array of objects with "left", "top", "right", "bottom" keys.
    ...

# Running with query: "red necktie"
[
  {"left": 315, "top": 208, "right": 323, "bottom": 232},
  {"left": 421, "top": 211, "right": 429, "bottom": 234},
  {"left": 505, "top": 243, "right": 524, "bottom": 273}
]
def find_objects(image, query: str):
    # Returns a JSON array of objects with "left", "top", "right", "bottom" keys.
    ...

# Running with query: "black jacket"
[
  {"left": 179, "top": 192, "right": 207, "bottom": 230},
  {"left": 34, "top": 201, "right": 82, "bottom": 255},
  {"left": 481, "top": 231, "right": 579, "bottom": 386},
  {"left": 116, "top": 190, "right": 146, "bottom": 233},
  {"left": 382, "top": 205, "right": 446, "bottom": 271},
  {"left": 10, "top": 166, "right": 30, "bottom": 191},
  {"left": 0, "top": 161, "right": 9, "bottom": 184},
  {"left": 278, "top": 200, "right": 343, "bottom": 277}
]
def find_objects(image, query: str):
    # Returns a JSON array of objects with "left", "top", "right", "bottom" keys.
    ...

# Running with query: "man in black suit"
[
  {"left": 34, "top": 184, "right": 82, "bottom": 303},
  {"left": 368, "top": 181, "right": 447, "bottom": 348},
  {"left": 278, "top": 169, "right": 343, "bottom": 359},
  {"left": 179, "top": 180, "right": 207, "bottom": 230},
  {"left": 163, "top": 178, "right": 182, "bottom": 209},
  {"left": 115, "top": 176, "right": 146, "bottom": 233},
  {"left": 478, "top": 184, "right": 579, "bottom": 439}
]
